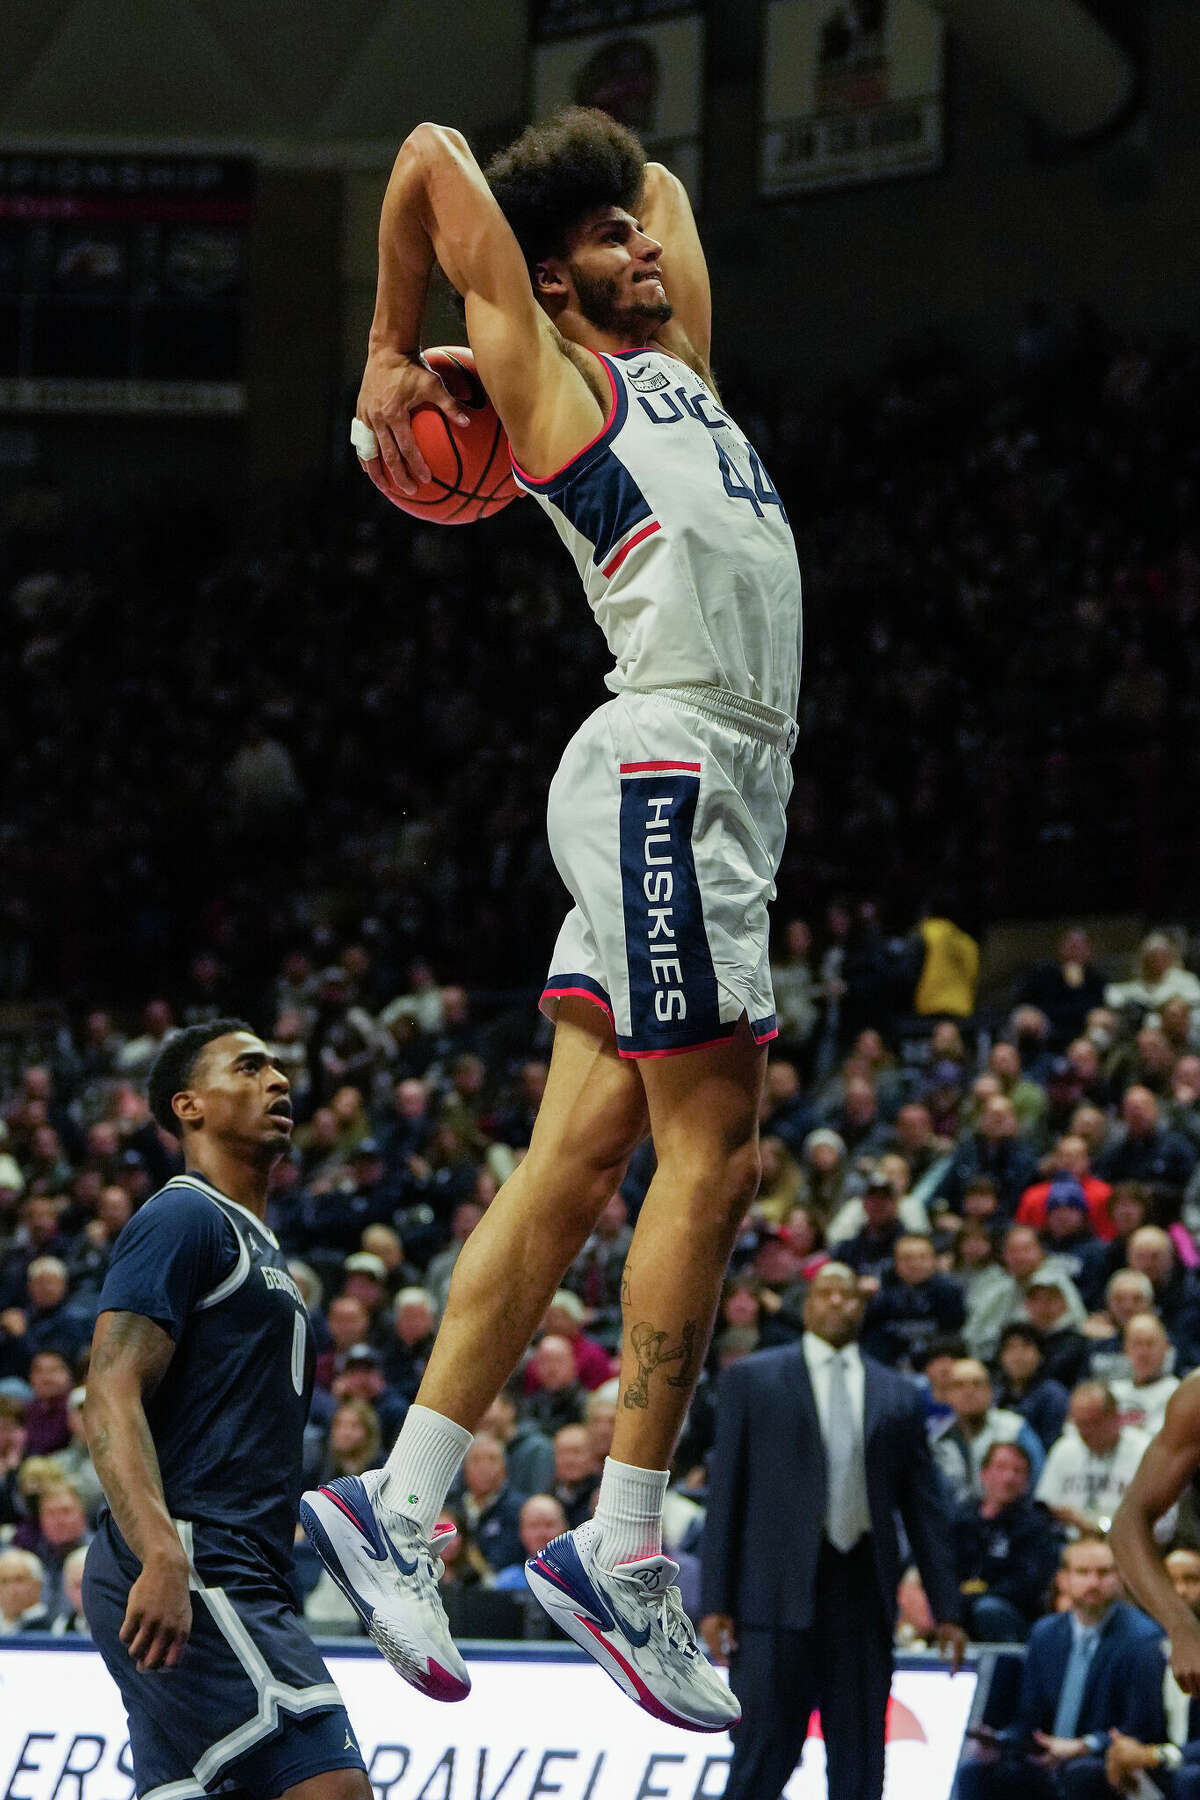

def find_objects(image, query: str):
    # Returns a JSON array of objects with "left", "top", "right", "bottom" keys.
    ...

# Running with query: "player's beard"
[{"left": 568, "top": 263, "right": 673, "bottom": 339}]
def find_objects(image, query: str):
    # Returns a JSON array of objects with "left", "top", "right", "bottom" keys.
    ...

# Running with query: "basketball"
[{"left": 369, "top": 346, "right": 520, "bottom": 524}]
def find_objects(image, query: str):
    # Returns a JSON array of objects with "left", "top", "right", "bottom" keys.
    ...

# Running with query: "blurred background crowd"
[
  {"left": 3, "top": 306, "right": 1200, "bottom": 1022},
  {"left": 6, "top": 871, "right": 1200, "bottom": 1643}
]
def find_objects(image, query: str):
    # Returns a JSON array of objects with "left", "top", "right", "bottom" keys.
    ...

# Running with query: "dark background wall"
[
  {"left": 2, "top": 1, "right": 1197, "bottom": 489},
  {"left": 705, "top": 4, "right": 1199, "bottom": 388}
]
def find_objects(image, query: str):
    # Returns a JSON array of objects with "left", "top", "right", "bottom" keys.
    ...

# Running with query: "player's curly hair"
[
  {"left": 484, "top": 106, "right": 647, "bottom": 278},
  {"left": 147, "top": 1018, "right": 254, "bottom": 1137}
]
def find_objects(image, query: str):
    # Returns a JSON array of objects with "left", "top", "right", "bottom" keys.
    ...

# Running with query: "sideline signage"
[{"left": 0, "top": 1643, "right": 975, "bottom": 1799}]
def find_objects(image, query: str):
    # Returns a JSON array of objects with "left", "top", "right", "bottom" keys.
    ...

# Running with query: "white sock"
[
  {"left": 377, "top": 1404, "right": 473, "bottom": 1537},
  {"left": 593, "top": 1456, "right": 670, "bottom": 1569}
]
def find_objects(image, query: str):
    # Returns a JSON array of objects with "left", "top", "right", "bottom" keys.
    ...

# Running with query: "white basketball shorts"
[{"left": 541, "top": 685, "right": 797, "bottom": 1058}]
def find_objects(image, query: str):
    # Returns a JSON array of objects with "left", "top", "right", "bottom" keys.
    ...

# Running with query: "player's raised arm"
[
  {"left": 637, "top": 162, "right": 713, "bottom": 381},
  {"left": 360, "top": 123, "right": 600, "bottom": 493},
  {"left": 1111, "top": 1373, "right": 1200, "bottom": 1690},
  {"left": 85, "top": 1309, "right": 191, "bottom": 1670}
]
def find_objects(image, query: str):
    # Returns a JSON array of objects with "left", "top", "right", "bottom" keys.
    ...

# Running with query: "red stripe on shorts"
[
  {"left": 541, "top": 984, "right": 615, "bottom": 1021},
  {"left": 619, "top": 760, "right": 702, "bottom": 774}
]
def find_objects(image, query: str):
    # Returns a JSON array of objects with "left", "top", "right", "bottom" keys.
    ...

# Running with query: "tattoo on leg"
[
  {"left": 621, "top": 1263, "right": 632, "bottom": 1308},
  {"left": 623, "top": 1319, "right": 699, "bottom": 1410}
]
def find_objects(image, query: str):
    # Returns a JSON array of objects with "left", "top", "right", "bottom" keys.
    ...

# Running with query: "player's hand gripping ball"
[{"left": 352, "top": 346, "right": 520, "bottom": 523}]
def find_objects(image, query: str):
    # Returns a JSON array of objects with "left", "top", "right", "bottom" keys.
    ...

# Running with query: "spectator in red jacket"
[{"left": 1016, "top": 1135, "right": 1115, "bottom": 1240}]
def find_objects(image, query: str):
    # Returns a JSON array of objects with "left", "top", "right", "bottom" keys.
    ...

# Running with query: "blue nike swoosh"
[
  {"left": 573, "top": 1566, "right": 653, "bottom": 1648},
  {"left": 628, "top": 363, "right": 649, "bottom": 379},
  {"left": 387, "top": 1540, "right": 419, "bottom": 1577},
  {"left": 610, "top": 1605, "right": 653, "bottom": 1648},
  {"left": 536, "top": 1536, "right": 655, "bottom": 1648}
]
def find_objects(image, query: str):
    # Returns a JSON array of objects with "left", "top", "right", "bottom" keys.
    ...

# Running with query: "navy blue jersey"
[{"left": 96, "top": 1172, "right": 314, "bottom": 1584}]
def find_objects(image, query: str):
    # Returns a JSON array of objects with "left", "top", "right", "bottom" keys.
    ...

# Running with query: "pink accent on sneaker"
[
  {"left": 530, "top": 1558, "right": 577, "bottom": 1597},
  {"left": 419, "top": 1657, "right": 470, "bottom": 1702},
  {"left": 323, "top": 1489, "right": 367, "bottom": 1530},
  {"left": 574, "top": 1615, "right": 736, "bottom": 1733}
]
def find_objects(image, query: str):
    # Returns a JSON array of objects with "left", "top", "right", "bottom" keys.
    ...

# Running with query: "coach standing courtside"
[{"left": 700, "top": 1262, "right": 965, "bottom": 1800}]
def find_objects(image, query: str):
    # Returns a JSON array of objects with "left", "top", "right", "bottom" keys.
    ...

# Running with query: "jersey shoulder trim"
[
  {"left": 162, "top": 1173, "right": 280, "bottom": 1247},
  {"left": 158, "top": 1175, "right": 253, "bottom": 1310},
  {"left": 194, "top": 1225, "right": 251, "bottom": 1311},
  {"left": 510, "top": 352, "right": 627, "bottom": 492}
]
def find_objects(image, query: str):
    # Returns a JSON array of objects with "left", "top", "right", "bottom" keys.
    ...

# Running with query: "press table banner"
[
  {"left": 0, "top": 154, "right": 252, "bottom": 415},
  {"left": 761, "top": 0, "right": 945, "bottom": 195},
  {"left": 0, "top": 1643, "right": 976, "bottom": 1799},
  {"left": 530, "top": 1, "right": 705, "bottom": 198}
]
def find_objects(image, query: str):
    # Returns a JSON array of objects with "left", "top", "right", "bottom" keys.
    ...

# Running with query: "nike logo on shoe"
[
  {"left": 566, "top": 1592, "right": 651, "bottom": 1648},
  {"left": 526, "top": 1523, "right": 738, "bottom": 1732},
  {"left": 609, "top": 1606, "right": 653, "bottom": 1648},
  {"left": 535, "top": 1551, "right": 654, "bottom": 1648}
]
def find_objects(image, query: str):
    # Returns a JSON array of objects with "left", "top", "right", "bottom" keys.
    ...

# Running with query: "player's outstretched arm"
[
  {"left": 1111, "top": 1373, "right": 1200, "bottom": 1689},
  {"left": 85, "top": 1309, "right": 192, "bottom": 1670},
  {"left": 361, "top": 123, "right": 602, "bottom": 488},
  {"left": 638, "top": 162, "right": 713, "bottom": 385}
]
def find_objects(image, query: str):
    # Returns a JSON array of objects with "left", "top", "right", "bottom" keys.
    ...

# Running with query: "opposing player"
[
  {"left": 83, "top": 1022, "right": 373, "bottom": 1800},
  {"left": 302, "top": 109, "right": 802, "bottom": 1731},
  {"left": 1113, "top": 1371, "right": 1200, "bottom": 1694}
]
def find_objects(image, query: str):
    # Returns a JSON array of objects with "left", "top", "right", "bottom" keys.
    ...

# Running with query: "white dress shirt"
[
  {"left": 1165, "top": 1661, "right": 1191, "bottom": 1751},
  {"left": 803, "top": 1330, "right": 866, "bottom": 1438},
  {"left": 1140, "top": 1657, "right": 1195, "bottom": 1774}
]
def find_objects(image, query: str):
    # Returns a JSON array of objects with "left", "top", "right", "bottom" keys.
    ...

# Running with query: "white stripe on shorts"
[{"left": 188, "top": 1585, "right": 342, "bottom": 1788}]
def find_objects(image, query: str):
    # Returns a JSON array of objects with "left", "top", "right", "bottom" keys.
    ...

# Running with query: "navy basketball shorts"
[
  {"left": 84, "top": 1520, "right": 365, "bottom": 1800},
  {"left": 541, "top": 686, "right": 795, "bottom": 1058}
]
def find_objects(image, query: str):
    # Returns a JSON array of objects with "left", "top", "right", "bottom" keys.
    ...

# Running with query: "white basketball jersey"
[{"left": 511, "top": 348, "right": 803, "bottom": 719}]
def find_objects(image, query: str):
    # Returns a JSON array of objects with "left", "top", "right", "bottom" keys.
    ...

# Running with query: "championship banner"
[
  {"left": 0, "top": 154, "right": 253, "bottom": 416},
  {"left": 761, "top": 0, "right": 945, "bottom": 196},
  {"left": 530, "top": 2, "right": 705, "bottom": 198},
  {"left": 0, "top": 1642, "right": 976, "bottom": 1800}
]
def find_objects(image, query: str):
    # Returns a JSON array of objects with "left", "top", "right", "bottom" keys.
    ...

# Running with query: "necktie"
[
  {"left": 825, "top": 1350, "right": 869, "bottom": 1551},
  {"left": 1052, "top": 1626, "right": 1098, "bottom": 1738}
]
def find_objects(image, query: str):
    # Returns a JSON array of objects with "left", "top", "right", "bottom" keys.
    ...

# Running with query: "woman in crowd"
[
  {"left": 317, "top": 1398, "right": 382, "bottom": 1484},
  {"left": 991, "top": 1321, "right": 1071, "bottom": 1450}
]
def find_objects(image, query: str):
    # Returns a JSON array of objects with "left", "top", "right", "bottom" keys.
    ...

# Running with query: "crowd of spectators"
[
  {"left": 3, "top": 917, "right": 1200, "bottom": 1647},
  {"left": 3, "top": 311, "right": 1200, "bottom": 1014},
  {"left": 3, "top": 307, "right": 1200, "bottom": 1653}
]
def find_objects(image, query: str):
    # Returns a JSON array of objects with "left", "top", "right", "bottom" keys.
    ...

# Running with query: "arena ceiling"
[{"left": 0, "top": 0, "right": 528, "bottom": 160}]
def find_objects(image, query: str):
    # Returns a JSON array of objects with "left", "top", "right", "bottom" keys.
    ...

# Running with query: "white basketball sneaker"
[
  {"left": 525, "top": 1518, "right": 740, "bottom": 1732},
  {"left": 299, "top": 1470, "right": 470, "bottom": 1701}
]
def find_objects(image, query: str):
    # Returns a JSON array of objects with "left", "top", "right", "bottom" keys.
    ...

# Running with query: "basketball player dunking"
[{"left": 302, "top": 109, "right": 802, "bottom": 1732}]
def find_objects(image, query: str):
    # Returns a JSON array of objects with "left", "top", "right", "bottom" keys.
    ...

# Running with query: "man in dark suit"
[
  {"left": 957, "top": 1535, "right": 1166, "bottom": 1799},
  {"left": 1106, "top": 1547, "right": 1200, "bottom": 1797},
  {"left": 1112, "top": 1376, "right": 1200, "bottom": 1798},
  {"left": 701, "top": 1261, "right": 966, "bottom": 1800}
]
